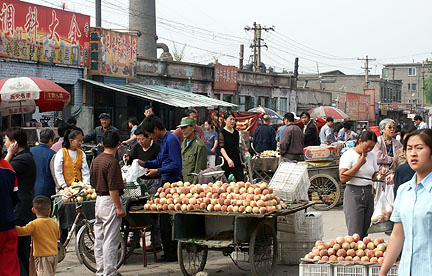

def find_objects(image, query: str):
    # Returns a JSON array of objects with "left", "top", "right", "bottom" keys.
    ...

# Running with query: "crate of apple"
[
  {"left": 144, "top": 181, "right": 287, "bottom": 214},
  {"left": 57, "top": 181, "right": 97, "bottom": 202},
  {"left": 303, "top": 234, "right": 387, "bottom": 264}
]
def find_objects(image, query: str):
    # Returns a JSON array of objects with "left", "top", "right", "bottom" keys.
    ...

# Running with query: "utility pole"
[
  {"left": 239, "top": 44, "right": 244, "bottom": 70},
  {"left": 358, "top": 55, "right": 376, "bottom": 88},
  {"left": 316, "top": 62, "right": 322, "bottom": 90},
  {"left": 96, "top": 0, "right": 102, "bottom": 27},
  {"left": 422, "top": 61, "right": 425, "bottom": 109},
  {"left": 244, "top": 22, "right": 274, "bottom": 72}
]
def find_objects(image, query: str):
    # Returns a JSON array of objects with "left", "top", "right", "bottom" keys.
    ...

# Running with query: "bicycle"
[{"left": 51, "top": 185, "right": 126, "bottom": 272}]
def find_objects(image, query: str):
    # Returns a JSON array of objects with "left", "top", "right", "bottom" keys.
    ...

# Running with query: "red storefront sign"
[
  {"left": 214, "top": 64, "right": 238, "bottom": 91},
  {"left": 0, "top": 0, "right": 90, "bottom": 66},
  {"left": 89, "top": 28, "right": 137, "bottom": 78}
]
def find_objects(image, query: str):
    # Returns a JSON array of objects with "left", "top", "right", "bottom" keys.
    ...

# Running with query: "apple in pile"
[
  {"left": 144, "top": 181, "right": 287, "bottom": 214},
  {"left": 57, "top": 181, "right": 97, "bottom": 202},
  {"left": 304, "top": 234, "right": 387, "bottom": 263}
]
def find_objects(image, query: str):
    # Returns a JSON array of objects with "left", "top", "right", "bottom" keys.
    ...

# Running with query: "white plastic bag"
[
  {"left": 123, "top": 159, "right": 146, "bottom": 185},
  {"left": 371, "top": 184, "right": 393, "bottom": 224}
]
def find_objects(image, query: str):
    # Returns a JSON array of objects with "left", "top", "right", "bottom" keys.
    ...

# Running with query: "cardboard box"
[
  {"left": 304, "top": 145, "right": 339, "bottom": 161},
  {"left": 305, "top": 159, "right": 339, "bottom": 169}
]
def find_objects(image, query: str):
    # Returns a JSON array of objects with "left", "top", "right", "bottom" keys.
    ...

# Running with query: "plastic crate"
[
  {"left": 334, "top": 265, "right": 367, "bottom": 276},
  {"left": 277, "top": 210, "right": 306, "bottom": 233},
  {"left": 123, "top": 179, "right": 148, "bottom": 198},
  {"left": 278, "top": 240, "right": 314, "bottom": 265},
  {"left": 299, "top": 263, "right": 333, "bottom": 276},
  {"left": 368, "top": 264, "right": 399, "bottom": 276},
  {"left": 269, "top": 162, "right": 310, "bottom": 203}
]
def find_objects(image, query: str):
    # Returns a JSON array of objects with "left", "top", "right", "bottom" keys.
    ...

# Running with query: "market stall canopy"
[
  {"left": 0, "top": 77, "right": 70, "bottom": 115},
  {"left": 308, "top": 106, "right": 350, "bottom": 122},
  {"left": 247, "top": 106, "right": 283, "bottom": 124},
  {"left": 80, "top": 79, "right": 237, "bottom": 108}
]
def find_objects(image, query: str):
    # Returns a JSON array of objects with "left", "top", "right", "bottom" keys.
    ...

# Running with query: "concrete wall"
[
  {"left": 296, "top": 88, "right": 332, "bottom": 113},
  {"left": 135, "top": 57, "right": 330, "bottom": 116}
]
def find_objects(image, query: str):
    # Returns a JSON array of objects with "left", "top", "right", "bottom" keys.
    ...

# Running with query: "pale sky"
[{"left": 25, "top": 0, "right": 432, "bottom": 75}]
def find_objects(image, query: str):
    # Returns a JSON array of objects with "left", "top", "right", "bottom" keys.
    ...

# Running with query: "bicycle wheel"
[
  {"left": 308, "top": 174, "right": 341, "bottom": 211},
  {"left": 76, "top": 221, "right": 126, "bottom": 273},
  {"left": 249, "top": 220, "right": 278, "bottom": 276},
  {"left": 178, "top": 241, "right": 208, "bottom": 276}
]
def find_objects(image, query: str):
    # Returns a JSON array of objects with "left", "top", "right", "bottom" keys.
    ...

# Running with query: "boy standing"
[
  {"left": 15, "top": 196, "right": 59, "bottom": 276},
  {"left": 91, "top": 130, "right": 125, "bottom": 276}
]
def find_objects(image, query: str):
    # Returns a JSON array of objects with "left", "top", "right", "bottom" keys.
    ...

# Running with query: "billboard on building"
[
  {"left": 214, "top": 64, "right": 238, "bottom": 91},
  {"left": 0, "top": 0, "right": 90, "bottom": 66},
  {"left": 337, "top": 92, "right": 370, "bottom": 121},
  {"left": 89, "top": 27, "right": 137, "bottom": 78}
]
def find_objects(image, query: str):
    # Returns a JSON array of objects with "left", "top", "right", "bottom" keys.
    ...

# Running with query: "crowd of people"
[{"left": 1, "top": 107, "right": 431, "bottom": 276}]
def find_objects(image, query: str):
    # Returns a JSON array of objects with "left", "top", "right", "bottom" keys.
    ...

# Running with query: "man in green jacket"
[{"left": 178, "top": 117, "right": 208, "bottom": 184}]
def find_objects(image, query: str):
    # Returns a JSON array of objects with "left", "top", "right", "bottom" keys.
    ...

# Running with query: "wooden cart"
[{"left": 130, "top": 201, "right": 313, "bottom": 276}]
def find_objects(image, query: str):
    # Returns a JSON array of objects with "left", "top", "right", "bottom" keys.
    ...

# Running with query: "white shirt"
[
  {"left": 339, "top": 148, "right": 378, "bottom": 186},
  {"left": 54, "top": 148, "right": 90, "bottom": 188},
  {"left": 417, "top": 121, "right": 428, "bottom": 129}
]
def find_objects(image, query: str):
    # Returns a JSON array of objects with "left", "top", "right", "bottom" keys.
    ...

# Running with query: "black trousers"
[
  {"left": 222, "top": 163, "right": 244, "bottom": 182},
  {"left": 159, "top": 178, "right": 181, "bottom": 259},
  {"left": 17, "top": 236, "right": 31, "bottom": 276},
  {"left": 160, "top": 214, "right": 177, "bottom": 259}
]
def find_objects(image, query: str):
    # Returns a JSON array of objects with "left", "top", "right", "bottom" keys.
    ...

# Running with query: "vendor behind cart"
[
  {"left": 141, "top": 115, "right": 182, "bottom": 262},
  {"left": 123, "top": 128, "right": 161, "bottom": 194}
]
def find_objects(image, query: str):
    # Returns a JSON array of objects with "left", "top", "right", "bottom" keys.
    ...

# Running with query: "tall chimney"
[{"left": 129, "top": 0, "right": 157, "bottom": 58}]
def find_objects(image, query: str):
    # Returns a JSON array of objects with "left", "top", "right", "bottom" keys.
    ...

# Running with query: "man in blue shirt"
[
  {"left": 253, "top": 115, "right": 276, "bottom": 153},
  {"left": 141, "top": 115, "right": 182, "bottom": 262},
  {"left": 30, "top": 129, "right": 56, "bottom": 198}
]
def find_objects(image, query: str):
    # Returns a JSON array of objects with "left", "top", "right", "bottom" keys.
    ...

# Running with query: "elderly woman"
[{"left": 372, "top": 118, "right": 402, "bottom": 203}]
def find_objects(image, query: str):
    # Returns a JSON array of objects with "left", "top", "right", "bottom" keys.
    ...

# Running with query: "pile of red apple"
[
  {"left": 304, "top": 234, "right": 387, "bottom": 263},
  {"left": 144, "top": 181, "right": 287, "bottom": 214}
]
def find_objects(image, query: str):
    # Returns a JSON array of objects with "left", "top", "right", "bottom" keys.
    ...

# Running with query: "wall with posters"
[
  {"left": 89, "top": 28, "right": 137, "bottom": 78},
  {"left": 337, "top": 92, "right": 370, "bottom": 121},
  {"left": 0, "top": 0, "right": 90, "bottom": 66}
]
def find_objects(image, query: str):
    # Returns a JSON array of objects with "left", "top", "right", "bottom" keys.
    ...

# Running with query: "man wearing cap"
[
  {"left": 178, "top": 117, "right": 208, "bottom": 184},
  {"left": 173, "top": 109, "right": 206, "bottom": 143},
  {"left": 83, "top": 113, "right": 119, "bottom": 156}
]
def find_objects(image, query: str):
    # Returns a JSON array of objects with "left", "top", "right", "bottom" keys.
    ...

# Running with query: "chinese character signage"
[
  {"left": 337, "top": 92, "right": 370, "bottom": 121},
  {"left": 89, "top": 27, "right": 137, "bottom": 78},
  {"left": 0, "top": 0, "right": 90, "bottom": 66},
  {"left": 214, "top": 64, "right": 238, "bottom": 91}
]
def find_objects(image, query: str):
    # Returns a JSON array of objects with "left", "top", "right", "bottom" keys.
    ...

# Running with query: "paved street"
[{"left": 58, "top": 206, "right": 387, "bottom": 276}]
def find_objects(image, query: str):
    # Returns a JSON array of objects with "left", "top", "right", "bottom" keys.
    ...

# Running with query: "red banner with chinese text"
[
  {"left": 214, "top": 64, "right": 238, "bottom": 91},
  {"left": 208, "top": 110, "right": 261, "bottom": 134},
  {"left": 0, "top": 0, "right": 90, "bottom": 66}
]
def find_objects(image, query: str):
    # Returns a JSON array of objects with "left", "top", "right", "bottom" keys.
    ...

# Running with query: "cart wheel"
[
  {"left": 308, "top": 174, "right": 341, "bottom": 211},
  {"left": 57, "top": 242, "right": 66, "bottom": 263},
  {"left": 178, "top": 241, "right": 208, "bottom": 276},
  {"left": 249, "top": 220, "right": 278, "bottom": 276}
]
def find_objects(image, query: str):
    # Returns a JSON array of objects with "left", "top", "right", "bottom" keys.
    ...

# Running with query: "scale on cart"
[{"left": 201, "top": 170, "right": 226, "bottom": 182}]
